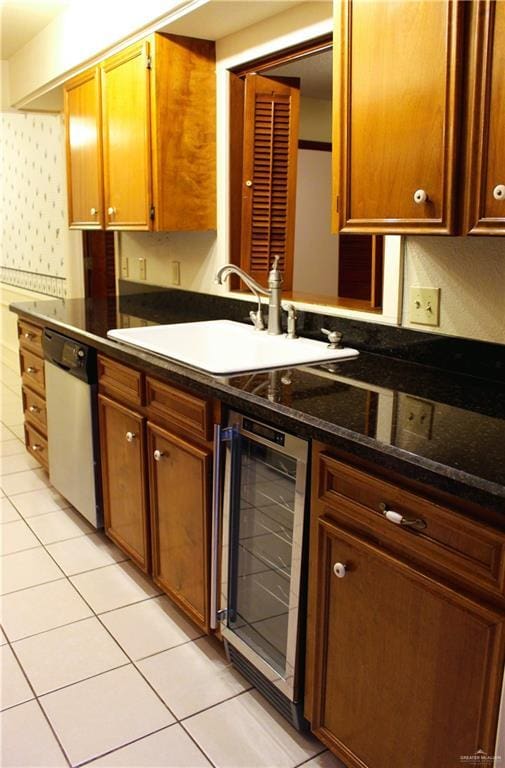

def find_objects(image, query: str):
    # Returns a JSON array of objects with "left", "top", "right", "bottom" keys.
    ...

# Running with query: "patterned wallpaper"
[{"left": 1, "top": 111, "right": 69, "bottom": 297}]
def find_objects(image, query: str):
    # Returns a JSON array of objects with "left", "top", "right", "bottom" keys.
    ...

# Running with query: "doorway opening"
[{"left": 229, "top": 35, "right": 383, "bottom": 312}]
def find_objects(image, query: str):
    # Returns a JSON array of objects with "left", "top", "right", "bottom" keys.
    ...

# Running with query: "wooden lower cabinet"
[
  {"left": 148, "top": 422, "right": 211, "bottom": 633},
  {"left": 98, "top": 395, "right": 150, "bottom": 572},
  {"left": 97, "top": 354, "right": 215, "bottom": 633},
  {"left": 310, "top": 518, "right": 504, "bottom": 768},
  {"left": 306, "top": 445, "right": 505, "bottom": 768}
]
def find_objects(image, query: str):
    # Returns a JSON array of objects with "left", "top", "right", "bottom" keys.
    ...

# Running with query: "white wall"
[
  {"left": 402, "top": 236, "right": 505, "bottom": 343},
  {"left": 292, "top": 149, "right": 338, "bottom": 295},
  {"left": 299, "top": 96, "right": 332, "bottom": 143}
]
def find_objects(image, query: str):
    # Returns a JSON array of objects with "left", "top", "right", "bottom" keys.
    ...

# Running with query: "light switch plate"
[
  {"left": 409, "top": 287, "right": 440, "bottom": 326},
  {"left": 138, "top": 257, "right": 146, "bottom": 281}
]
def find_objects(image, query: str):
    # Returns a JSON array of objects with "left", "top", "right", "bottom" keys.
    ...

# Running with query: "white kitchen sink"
[{"left": 108, "top": 320, "right": 359, "bottom": 375}]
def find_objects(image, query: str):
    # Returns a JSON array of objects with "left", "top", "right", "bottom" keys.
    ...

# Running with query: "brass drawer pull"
[
  {"left": 379, "top": 503, "right": 427, "bottom": 531},
  {"left": 26, "top": 366, "right": 38, "bottom": 374},
  {"left": 24, "top": 332, "right": 35, "bottom": 340},
  {"left": 31, "top": 444, "right": 43, "bottom": 451},
  {"left": 28, "top": 405, "right": 40, "bottom": 413}
]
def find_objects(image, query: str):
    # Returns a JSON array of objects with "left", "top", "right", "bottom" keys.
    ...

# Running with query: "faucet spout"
[
  {"left": 215, "top": 265, "right": 268, "bottom": 331},
  {"left": 214, "top": 258, "right": 284, "bottom": 336}
]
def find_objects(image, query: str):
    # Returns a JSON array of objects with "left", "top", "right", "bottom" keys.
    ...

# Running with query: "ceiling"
[
  {"left": 0, "top": 0, "right": 71, "bottom": 59},
  {"left": 266, "top": 48, "right": 332, "bottom": 100}
]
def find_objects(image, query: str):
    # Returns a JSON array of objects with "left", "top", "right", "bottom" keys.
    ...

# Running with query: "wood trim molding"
[{"left": 231, "top": 34, "right": 332, "bottom": 77}]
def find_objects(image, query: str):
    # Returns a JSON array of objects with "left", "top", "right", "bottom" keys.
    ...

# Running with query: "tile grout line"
[{"left": 2, "top": 635, "right": 73, "bottom": 768}]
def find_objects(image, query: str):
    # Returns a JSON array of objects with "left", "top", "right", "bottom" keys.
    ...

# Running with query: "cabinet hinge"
[
  {"left": 146, "top": 55, "right": 152, "bottom": 70},
  {"left": 150, "top": 206, "right": 155, "bottom": 220}
]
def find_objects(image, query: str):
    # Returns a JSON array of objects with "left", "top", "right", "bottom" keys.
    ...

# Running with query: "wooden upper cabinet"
[
  {"left": 64, "top": 67, "right": 104, "bottom": 229},
  {"left": 240, "top": 74, "right": 300, "bottom": 290},
  {"left": 463, "top": 0, "right": 505, "bottom": 235},
  {"left": 335, "top": 0, "right": 463, "bottom": 234},
  {"left": 101, "top": 41, "right": 152, "bottom": 230},
  {"left": 64, "top": 33, "right": 216, "bottom": 232}
]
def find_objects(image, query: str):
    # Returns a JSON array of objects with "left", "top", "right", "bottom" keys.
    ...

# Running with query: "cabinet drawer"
[
  {"left": 24, "top": 423, "right": 49, "bottom": 470},
  {"left": 18, "top": 320, "right": 44, "bottom": 356},
  {"left": 146, "top": 377, "right": 211, "bottom": 442},
  {"left": 22, "top": 387, "right": 47, "bottom": 434},
  {"left": 20, "top": 350, "right": 45, "bottom": 396},
  {"left": 98, "top": 355, "right": 144, "bottom": 407},
  {"left": 317, "top": 453, "right": 505, "bottom": 601}
]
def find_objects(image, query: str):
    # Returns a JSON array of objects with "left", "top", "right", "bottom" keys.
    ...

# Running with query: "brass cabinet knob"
[
  {"left": 107, "top": 206, "right": 116, "bottom": 216},
  {"left": 90, "top": 207, "right": 99, "bottom": 216},
  {"left": 28, "top": 405, "right": 40, "bottom": 413},
  {"left": 153, "top": 449, "right": 165, "bottom": 462},
  {"left": 125, "top": 431, "right": 136, "bottom": 443},
  {"left": 245, "top": 180, "right": 253, "bottom": 187},
  {"left": 493, "top": 184, "right": 505, "bottom": 201},
  {"left": 24, "top": 332, "right": 34, "bottom": 340},
  {"left": 31, "top": 444, "right": 42, "bottom": 451},
  {"left": 26, "top": 366, "right": 37, "bottom": 374}
]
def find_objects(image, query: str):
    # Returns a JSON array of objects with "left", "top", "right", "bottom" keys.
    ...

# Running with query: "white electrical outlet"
[
  {"left": 138, "top": 257, "right": 146, "bottom": 281},
  {"left": 409, "top": 287, "right": 440, "bottom": 326}
]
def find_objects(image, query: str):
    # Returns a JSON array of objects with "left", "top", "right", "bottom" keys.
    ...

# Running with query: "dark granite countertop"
[{"left": 11, "top": 288, "right": 505, "bottom": 519}]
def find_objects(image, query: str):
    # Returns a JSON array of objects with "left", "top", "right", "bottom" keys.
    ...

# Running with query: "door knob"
[
  {"left": 333, "top": 562, "right": 347, "bottom": 579},
  {"left": 493, "top": 184, "right": 505, "bottom": 201},
  {"left": 413, "top": 189, "right": 428, "bottom": 204}
]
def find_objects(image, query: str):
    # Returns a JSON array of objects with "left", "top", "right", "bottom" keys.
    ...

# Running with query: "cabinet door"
[
  {"left": 101, "top": 40, "right": 152, "bottom": 230},
  {"left": 309, "top": 517, "right": 505, "bottom": 768},
  {"left": 463, "top": 0, "right": 505, "bottom": 234},
  {"left": 64, "top": 67, "right": 103, "bottom": 229},
  {"left": 98, "top": 395, "right": 150, "bottom": 572},
  {"left": 335, "top": 0, "right": 463, "bottom": 234},
  {"left": 148, "top": 422, "right": 211, "bottom": 631}
]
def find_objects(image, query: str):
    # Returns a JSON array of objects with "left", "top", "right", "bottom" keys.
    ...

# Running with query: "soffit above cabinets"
[{"left": 161, "top": 0, "right": 309, "bottom": 41}]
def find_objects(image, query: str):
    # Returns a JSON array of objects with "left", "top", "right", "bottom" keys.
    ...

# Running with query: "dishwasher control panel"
[{"left": 43, "top": 329, "right": 96, "bottom": 383}]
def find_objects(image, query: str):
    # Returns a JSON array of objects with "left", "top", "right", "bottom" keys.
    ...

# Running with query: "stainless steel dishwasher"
[{"left": 43, "top": 329, "right": 102, "bottom": 528}]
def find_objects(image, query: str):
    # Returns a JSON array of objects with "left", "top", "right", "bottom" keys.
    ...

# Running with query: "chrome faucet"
[{"left": 215, "top": 256, "right": 284, "bottom": 335}]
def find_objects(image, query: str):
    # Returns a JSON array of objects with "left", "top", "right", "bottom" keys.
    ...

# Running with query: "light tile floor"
[{"left": 0, "top": 362, "right": 345, "bottom": 768}]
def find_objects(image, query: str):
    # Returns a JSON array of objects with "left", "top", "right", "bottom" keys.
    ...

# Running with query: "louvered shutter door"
[{"left": 240, "top": 74, "right": 300, "bottom": 290}]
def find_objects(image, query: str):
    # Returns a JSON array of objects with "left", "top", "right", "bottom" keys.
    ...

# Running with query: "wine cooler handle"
[
  {"left": 210, "top": 423, "right": 239, "bottom": 630},
  {"left": 210, "top": 424, "right": 223, "bottom": 630}
]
